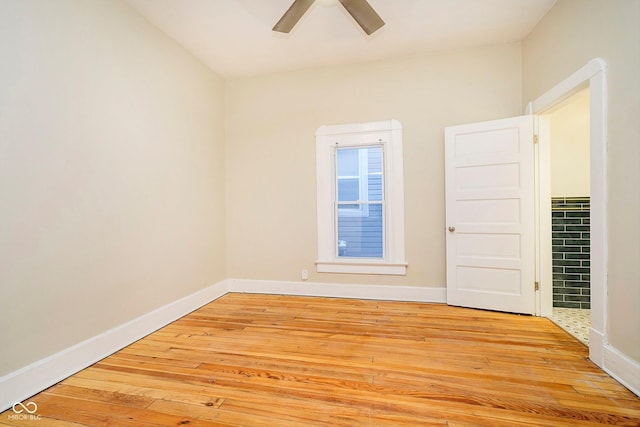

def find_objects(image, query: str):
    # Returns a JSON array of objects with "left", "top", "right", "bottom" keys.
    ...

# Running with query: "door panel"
[
  {"left": 457, "top": 163, "right": 520, "bottom": 190},
  {"left": 445, "top": 115, "right": 535, "bottom": 314}
]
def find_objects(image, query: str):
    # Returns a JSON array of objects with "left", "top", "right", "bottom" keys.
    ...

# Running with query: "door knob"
[{"left": 448, "top": 226, "right": 456, "bottom": 232}]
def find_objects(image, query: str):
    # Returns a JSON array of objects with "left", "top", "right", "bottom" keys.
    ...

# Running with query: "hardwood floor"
[{"left": 2, "top": 293, "right": 639, "bottom": 426}]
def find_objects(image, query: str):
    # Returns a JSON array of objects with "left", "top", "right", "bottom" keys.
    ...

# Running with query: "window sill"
[{"left": 316, "top": 260, "right": 407, "bottom": 275}]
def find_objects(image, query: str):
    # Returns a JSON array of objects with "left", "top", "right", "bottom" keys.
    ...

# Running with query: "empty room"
[{"left": 1, "top": 0, "right": 639, "bottom": 425}]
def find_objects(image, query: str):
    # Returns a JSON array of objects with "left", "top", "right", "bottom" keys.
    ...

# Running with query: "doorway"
[
  {"left": 545, "top": 89, "right": 591, "bottom": 344},
  {"left": 528, "top": 58, "right": 607, "bottom": 368}
]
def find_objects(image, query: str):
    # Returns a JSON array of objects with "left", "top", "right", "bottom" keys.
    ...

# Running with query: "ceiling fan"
[{"left": 273, "top": 0, "right": 385, "bottom": 35}]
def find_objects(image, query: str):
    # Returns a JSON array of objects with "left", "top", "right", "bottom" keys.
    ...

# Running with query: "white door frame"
[{"left": 525, "top": 58, "right": 608, "bottom": 368}]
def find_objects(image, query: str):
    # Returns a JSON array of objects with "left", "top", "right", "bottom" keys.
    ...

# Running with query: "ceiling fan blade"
[
  {"left": 338, "top": 0, "right": 384, "bottom": 35},
  {"left": 273, "top": 0, "right": 315, "bottom": 33}
]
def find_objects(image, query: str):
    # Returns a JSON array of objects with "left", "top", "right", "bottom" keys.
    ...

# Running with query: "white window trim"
[{"left": 315, "top": 119, "right": 407, "bottom": 275}]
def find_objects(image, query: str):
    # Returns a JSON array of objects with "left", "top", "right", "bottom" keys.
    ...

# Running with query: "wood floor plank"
[{"left": 2, "top": 293, "right": 639, "bottom": 426}]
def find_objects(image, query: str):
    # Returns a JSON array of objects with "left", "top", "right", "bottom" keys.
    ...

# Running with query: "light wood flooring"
[{"left": 2, "top": 293, "right": 639, "bottom": 426}]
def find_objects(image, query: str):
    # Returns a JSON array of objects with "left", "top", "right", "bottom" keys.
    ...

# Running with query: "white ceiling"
[{"left": 125, "top": 0, "right": 556, "bottom": 78}]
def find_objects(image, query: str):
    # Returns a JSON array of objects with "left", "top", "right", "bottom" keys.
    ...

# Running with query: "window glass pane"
[
  {"left": 337, "top": 203, "right": 383, "bottom": 258},
  {"left": 367, "top": 146, "right": 383, "bottom": 202},
  {"left": 336, "top": 146, "right": 384, "bottom": 202},
  {"left": 337, "top": 178, "right": 359, "bottom": 202},
  {"left": 335, "top": 145, "right": 384, "bottom": 259},
  {"left": 336, "top": 148, "right": 360, "bottom": 203},
  {"left": 337, "top": 148, "right": 359, "bottom": 176}
]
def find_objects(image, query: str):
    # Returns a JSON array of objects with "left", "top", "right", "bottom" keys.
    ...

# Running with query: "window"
[
  {"left": 315, "top": 120, "right": 407, "bottom": 275},
  {"left": 336, "top": 145, "right": 383, "bottom": 257}
]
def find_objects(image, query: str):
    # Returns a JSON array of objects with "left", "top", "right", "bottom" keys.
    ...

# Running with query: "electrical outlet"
[{"left": 301, "top": 269, "right": 309, "bottom": 281}]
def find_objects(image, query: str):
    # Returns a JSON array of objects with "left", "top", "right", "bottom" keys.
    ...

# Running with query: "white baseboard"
[
  {"left": 228, "top": 278, "right": 447, "bottom": 303},
  {"left": 603, "top": 344, "right": 640, "bottom": 397},
  {"left": 0, "top": 279, "right": 230, "bottom": 412},
  {"left": 589, "top": 327, "right": 639, "bottom": 397},
  {"left": 589, "top": 326, "right": 605, "bottom": 368}
]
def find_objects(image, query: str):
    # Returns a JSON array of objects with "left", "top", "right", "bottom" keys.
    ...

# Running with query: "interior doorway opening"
[
  {"left": 544, "top": 89, "right": 591, "bottom": 345},
  {"left": 528, "top": 58, "right": 607, "bottom": 368}
]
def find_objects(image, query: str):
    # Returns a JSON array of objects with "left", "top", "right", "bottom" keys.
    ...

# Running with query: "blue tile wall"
[{"left": 552, "top": 197, "right": 590, "bottom": 309}]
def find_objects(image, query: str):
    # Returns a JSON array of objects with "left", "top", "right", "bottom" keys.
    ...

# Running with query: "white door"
[{"left": 445, "top": 115, "right": 536, "bottom": 315}]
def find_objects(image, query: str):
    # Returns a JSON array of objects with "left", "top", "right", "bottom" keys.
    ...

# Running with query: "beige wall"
[
  {"left": 523, "top": 0, "right": 640, "bottom": 360},
  {"left": 225, "top": 43, "right": 523, "bottom": 287},
  {"left": 0, "top": 0, "right": 226, "bottom": 375},
  {"left": 549, "top": 89, "right": 590, "bottom": 197}
]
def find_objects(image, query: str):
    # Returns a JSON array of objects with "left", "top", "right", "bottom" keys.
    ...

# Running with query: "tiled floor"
[{"left": 551, "top": 308, "right": 591, "bottom": 345}]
